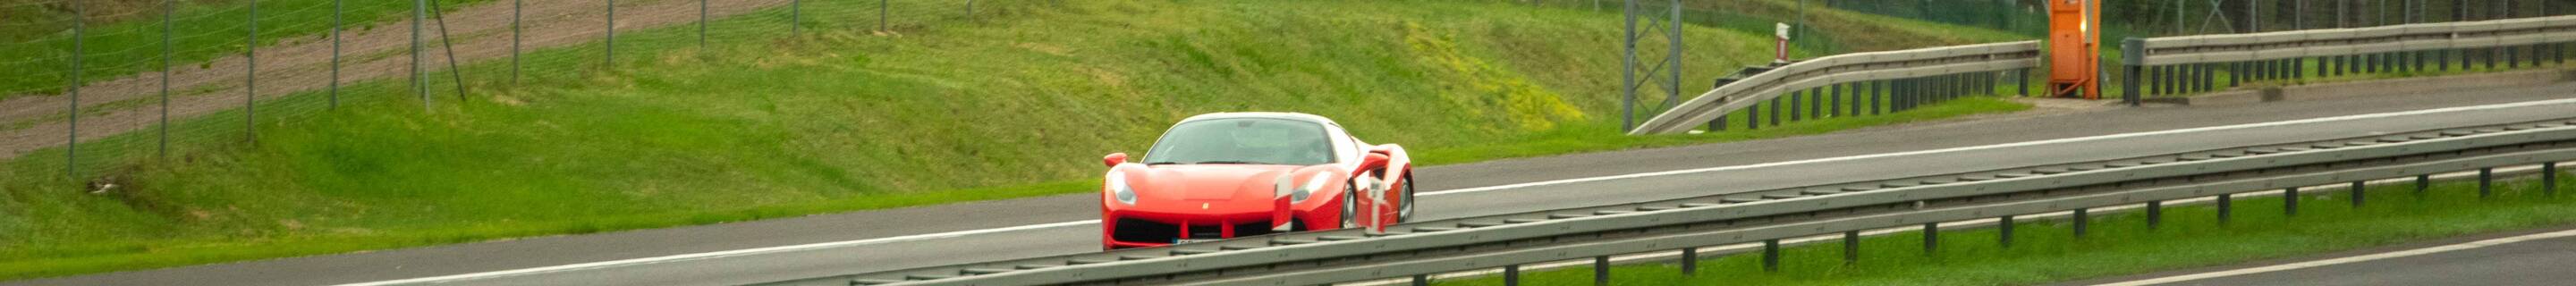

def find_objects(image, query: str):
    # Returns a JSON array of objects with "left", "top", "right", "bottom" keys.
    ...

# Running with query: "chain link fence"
[{"left": 4, "top": 0, "right": 1055, "bottom": 181}]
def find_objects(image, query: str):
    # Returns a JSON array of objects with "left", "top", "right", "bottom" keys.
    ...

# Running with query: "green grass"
[
  {"left": 0, "top": 0, "right": 491, "bottom": 97},
  {"left": 0, "top": 0, "right": 2027, "bottom": 281},
  {"left": 1436, "top": 173, "right": 2576, "bottom": 286}
]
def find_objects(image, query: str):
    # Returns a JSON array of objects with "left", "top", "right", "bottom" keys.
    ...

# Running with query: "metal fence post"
[
  {"left": 1504, "top": 265, "right": 1521, "bottom": 286},
  {"left": 1620, "top": 0, "right": 1639, "bottom": 132},
  {"left": 432, "top": 0, "right": 464, "bottom": 101},
  {"left": 413, "top": 0, "right": 427, "bottom": 108},
  {"left": 2123, "top": 38, "right": 2144, "bottom": 106},
  {"left": 331, "top": 0, "right": 342, "bottom": 109},
  {"left": 606, "top": 0, "right": 615, "bottom": 67},
  {"left": 699, "top": 0, "right": 708, "bottom": 48},
  {"left": 513, "top": 0, "right": 521, "bottom": 85},
  {"left": 880, "top": 0, "right": 890, "bottom": 30},
  {"left": 791, "top": 0, "right": 801, "bottom": 36},
  {"left": 246, "top": 0, "right": 258, "bottom": 145},
  {"left": 66, "top": 0, "right": 84, "bottom": 178},
  {"left": 160, "top": 0, "right": 172, "bottom": 159},
  {"left": 2351, "top": 181, "right": 2367, "bottom": 206}
]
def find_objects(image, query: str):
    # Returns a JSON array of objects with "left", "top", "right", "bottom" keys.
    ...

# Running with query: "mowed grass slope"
[{"left": 0, "top": 0, "right": 2028, "bottom": 280}]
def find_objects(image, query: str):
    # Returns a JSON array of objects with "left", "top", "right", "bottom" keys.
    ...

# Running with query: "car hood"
[{"left": 1136, "top": 164, "right": 1305, "bottom": 201}]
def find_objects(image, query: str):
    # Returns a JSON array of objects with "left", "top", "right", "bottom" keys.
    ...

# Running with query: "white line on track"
[
  {"left": 335, "top": 221, "right": 1097, "bottom": 286},
  {"left": 341, "top": 98, "right": 2576, "bottom": 285},
  {"left": 2090, "top": 228, "right": 2576, "bottom": 286}
]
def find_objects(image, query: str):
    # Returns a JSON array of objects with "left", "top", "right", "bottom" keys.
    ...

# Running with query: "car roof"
[{"left": 1176, "top": 112, "right": 1338, "bottom": 125}]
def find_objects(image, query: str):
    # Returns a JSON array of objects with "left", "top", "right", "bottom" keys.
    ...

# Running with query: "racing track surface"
[{"left": 12, "top": 82, "right": 2575, "bottom": 286}]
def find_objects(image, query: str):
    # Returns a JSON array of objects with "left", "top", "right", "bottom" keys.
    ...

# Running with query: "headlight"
[
  {"left": 1292, "top": 174, "right": 1331, "bottom": 203},
  {"left": 1106, "top": 171, "right": 1137, "bottom": 205}
]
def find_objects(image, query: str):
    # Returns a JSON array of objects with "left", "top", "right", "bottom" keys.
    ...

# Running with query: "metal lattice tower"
[{"left": 1621, "top": 0, "right": 1682, "bottom": 132}]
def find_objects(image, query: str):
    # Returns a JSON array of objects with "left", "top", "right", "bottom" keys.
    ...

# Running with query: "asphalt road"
[
  {"left": 2082, "top": 227, "right": 2576, "bottom": 286},
  {"left": 14, "top": 82, "right": 2574, "bottom": 286}
]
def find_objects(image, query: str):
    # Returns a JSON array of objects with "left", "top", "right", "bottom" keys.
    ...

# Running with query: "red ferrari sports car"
[{"left": 1099, "top": 113, "right": 1415, "bottom": 249}]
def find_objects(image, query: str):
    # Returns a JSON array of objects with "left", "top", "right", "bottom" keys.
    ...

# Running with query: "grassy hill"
[{"left": 0, "top": 0, "right": 2030, "bottom": 279}]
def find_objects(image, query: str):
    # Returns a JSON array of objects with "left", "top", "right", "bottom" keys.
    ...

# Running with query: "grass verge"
[
  {"left": 0, "top": 0, "right": 2026, "bottom": 281},
  {"left": 1435, "top": 172, "right": 2576, "bottom": 285}
]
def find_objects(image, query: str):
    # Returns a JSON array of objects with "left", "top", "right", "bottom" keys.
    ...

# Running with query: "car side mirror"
[{"left": 1104, "top": 153, "right": 1129, "bottom": 167}]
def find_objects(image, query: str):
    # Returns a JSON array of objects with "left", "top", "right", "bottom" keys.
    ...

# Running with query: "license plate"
[{"left": 1174, "top": 239, "right": 1221, "bottom": 244}]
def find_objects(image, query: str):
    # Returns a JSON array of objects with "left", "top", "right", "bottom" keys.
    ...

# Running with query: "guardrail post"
[
  {"left": 1681, "top": 247, "right": 1699, "bottom": 274},
  {"left": 1768, "top": 97, "right": 1782, "bottom": 126},
  {"left": 2350, "top": 181, "right": 2367, "bottom": 207},
  {"left": 2199, "top": 63, "right": 2215, "bottom": 92},
  {"left": 2416, "top": 174, "right": 2430, "bottom": 198},
  {"left": 2145, "top": 201, "right": 2162, "bottom": 230},
  {"left": 1843, "top": 231, "right": 1860, "bottom": 264},
  {"left": 2284, "top": 188, "right": 2300, "bottom": 216},
  {"left": 1871, "top": 80, "right": 1884, "bottom": 115},
  {"left": 1809, "top": 88, "right": 1824, "bottom": 120},
  {"left": 1829, "top": 85, "right": 1843, "bottom": 118},
  {"left": 2216, "top": 194, "right": 2232, "bottom": 224},
  {"left": 1761, "top": 240, "right": 1781, "bottom": 272},
  {"left": 2480, "top": 168, "right": 2495, "bottom": 198},
  {"left": 2072, "top": 208, "right": 2089, "bottom": 238},
  {"left": 1789, "top": 89, "right": 1803, "bottom": 122},
  {"left": 2228, "top": 62, "right": 2242, "bottom": 88},
  {"left": 1504, "top": 265, "right": 1521, "bottom": 286},
  {"left": 1997, "top": 215, "right": 2014, "bottom": 248},
  {"left": 1748, "top": 101, "right": 1761, "bottom": 130},
  {"left": 1921, "top": 223, "right": 1938, "bottom": 255},
  {"left": 2017, "top": 68, "right": 2031, "bottom": 97},
  {"left": 2546, "top": 163, "right": 2559, "bottom": 196},
  {"left": 1411, "top": 274, "right": 1428, "bottom": 286},
  {"left": 1594, "top": 256, "right": 1612, "bottom": 285},
  {"left": 2123, "top": 38, "right": 2143, "bottom": 106}
]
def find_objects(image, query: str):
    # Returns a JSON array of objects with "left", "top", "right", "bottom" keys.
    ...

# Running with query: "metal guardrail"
[
  {"left": 2120, "top": 15, "right": 2576, "bottom": 105},
  {"left": 758, "top": 118, "right": 2576, "bottom": 286},
  {"left": 1625, "top": 41, "right": 2042, "bottom": 135}
]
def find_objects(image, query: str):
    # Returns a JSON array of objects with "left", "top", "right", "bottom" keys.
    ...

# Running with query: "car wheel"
[{"left": 1398, "top": 174, "right": 1416, "bottom": 223}]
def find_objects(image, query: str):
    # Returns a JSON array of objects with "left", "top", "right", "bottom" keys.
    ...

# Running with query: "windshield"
[{"left": 1142, "top": 118, "right": 1336, "bottom": 165}]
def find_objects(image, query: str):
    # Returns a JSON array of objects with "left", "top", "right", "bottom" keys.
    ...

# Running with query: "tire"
[{"left": 1397, "top": 174, "right": 1416, "bottom": 223}]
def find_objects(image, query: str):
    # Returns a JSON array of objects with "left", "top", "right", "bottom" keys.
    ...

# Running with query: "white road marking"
[
  {"left": 341, "top": 98, "right": 2576, "bottom": 285},
  {"left": 333, "top": 221, "right": 1097, "bottom": 286},
  {"left": 2090, "top": 228, "right": 2576, "bottom": 286}
]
